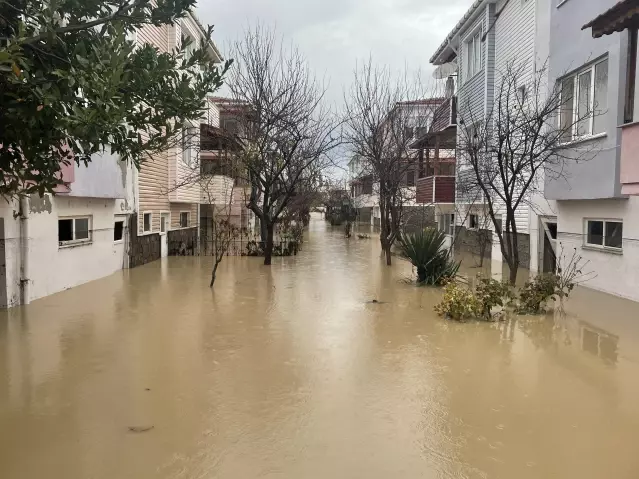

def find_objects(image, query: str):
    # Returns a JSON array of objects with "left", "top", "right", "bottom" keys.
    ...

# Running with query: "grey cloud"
[{"left": 197, "top": 0, "right": 471, "bottom": 104}]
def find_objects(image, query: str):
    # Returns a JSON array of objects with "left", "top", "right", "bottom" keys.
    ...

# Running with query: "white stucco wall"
[
  {"left": 0, "top": 195, "right": 135, "bottom": 307},
  {"left": 554, "top": 198, "right": 639, "bottom": 302}
]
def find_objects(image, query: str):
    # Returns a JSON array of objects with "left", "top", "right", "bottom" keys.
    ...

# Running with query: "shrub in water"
[
  {"left": 434, "top": 281, "right": 482, "bottom": 321},
  {"left": 398, "top": 228, "right": 460, "bottom": 285},
  {"left": 516, "top": 273, "right": 561, "bottom": 314},
  {"left": 474, "top": 275, "right": 515, "bottom": 319}
]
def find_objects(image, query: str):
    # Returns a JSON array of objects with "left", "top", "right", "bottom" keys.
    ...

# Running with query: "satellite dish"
[{"left": 432, "top": 61, "right": 457, "bottom": 80}]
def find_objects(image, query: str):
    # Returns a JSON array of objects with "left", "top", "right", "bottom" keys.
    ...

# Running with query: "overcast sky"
[{"left": 197, "top": 0, "right": 470, "bottom": 106}]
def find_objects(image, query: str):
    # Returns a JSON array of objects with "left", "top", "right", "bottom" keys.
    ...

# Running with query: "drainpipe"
[{"left": 18, "top": 196, "right": 30, "bottom": 305}]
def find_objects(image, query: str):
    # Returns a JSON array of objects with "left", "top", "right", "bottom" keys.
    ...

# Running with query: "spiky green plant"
[{"left": 398, "top": 228, "right": 460, "bottom": 285}]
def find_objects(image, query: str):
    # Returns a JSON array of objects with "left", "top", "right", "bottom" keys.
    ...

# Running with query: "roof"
[
  {"left": 186, "top": 11, "right": 223, "bottom": 63},
  {"left": 582, "top": 0, "right": 639, "bottom": 38},
  {"left": 429, "top": 0, "right": 488, "bottom": 65}
]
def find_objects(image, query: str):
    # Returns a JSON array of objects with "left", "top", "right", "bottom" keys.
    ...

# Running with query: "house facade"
[
  {"left": 348, "top": 100, "right": 441, "bottom": 230},
  {"left": 0, "top": 150, "right": 136, "bottom": 307},
  {"left": 132, "top": 13, "right": 223, "bottom": 264},
  {"left": 548, "top": 0, "right": 639, "bottom": 301},
  {"left": 429, "top": 0, "right": 550, "bottom": 271},
  {"left": 0, "top": 12, "right": 225, "bottom": 308}
]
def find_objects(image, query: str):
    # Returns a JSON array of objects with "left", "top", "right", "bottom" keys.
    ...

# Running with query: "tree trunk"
[
  {"left": 264, "top": 223, "right": 274, "bottom": 266},
  {"left": 508, "top": 262, "right": 518, "bottom": 285},
  {"left": 210, "top": 261, "right": 219, "bottom": 288}
]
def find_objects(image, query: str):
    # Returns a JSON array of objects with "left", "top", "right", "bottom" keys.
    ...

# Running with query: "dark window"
[
  {"left": 587, "top": 220, "right": 604, "bottom": 246},
  {"left": 114, "top": 221, "right": 124, "bottom": 242},
  {"left": 547, "top": 222, "right": 558, "bottom": 240},
  {"left": 470, "top": 214, "right": 478, "bottom": 229},
  {"left": 58, "top": 219, "right": 73, "bottom": 242},
  {"left": 407, "top": 170, "right": 415, "bottom": 187},
  {"left": 605, "top": 221, "right": 623, "bottom": 249},
  {"left": 180, "top": 212, "right": 189, "bottom": 228},
  {"left": 143, "top": 213, "right": 151, "bottom": 232}
]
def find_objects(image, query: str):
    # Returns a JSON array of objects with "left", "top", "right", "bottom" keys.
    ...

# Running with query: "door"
[
  {"left": 539, "top": 217, "right": 557, "bottom": 273},
  {"left": 160, "top": 213, "right": 169, "bottom": 257}
]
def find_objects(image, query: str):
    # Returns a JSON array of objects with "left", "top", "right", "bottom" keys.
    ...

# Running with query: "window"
[
  {"left": 58, "top": 217, "right": 91, "bottom": 246},
  {"left": 440, "top": 213, "right": 455, "bottom": 236},
  {"left": 223, "top": 119, "right": 239, "bottom": 135},
  {"left": 180, "top": 212, "right": 190, "bottom": 228},
  {"left": 114, "top": 219, "right": 124, "bottom": 242},
  {"left": 559, "top": 58, "right": 608, "bottom": 142},
  {"left": 469, "top": 214, "right": 478, "bottom": 229},
  {"left": 464, "top": 29, "right": 482, "bottom": 81},
  {"left": 143, "top": 212, "right": 152, "bottom": 232},
  {"left": 160, "top": 212, "right": 169, "bottom": 233},
  {"left": 585, "top": 219, "right": 623, "bottom": 250},
  {"left": 406, "top": 170, "right": 415, "bottom": 187},
  {"left": 182, "top": 127, "right": 196, "bottom": 166}
]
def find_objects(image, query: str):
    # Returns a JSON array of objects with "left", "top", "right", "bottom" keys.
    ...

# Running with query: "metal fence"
[{"left": 199, "top": 234, "right": 299, "bottom": 257}]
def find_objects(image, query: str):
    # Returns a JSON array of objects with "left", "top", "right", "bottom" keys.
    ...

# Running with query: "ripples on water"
[{"left": 1, "top": 214, "right": 638, "bottom": 478}]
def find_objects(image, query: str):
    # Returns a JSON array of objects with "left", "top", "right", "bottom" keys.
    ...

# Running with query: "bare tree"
[
  {"left": 228, "top": 25, "right": 339, "bottom": 265},
  {"left": 457, "top": 62, "right": 596, "bottom": 284},
  {"left": 208, "top": 184, "right": 241, "bottom": 287},
  {"left": 344, "top": 59, "right": 440, "bottom": 265}
]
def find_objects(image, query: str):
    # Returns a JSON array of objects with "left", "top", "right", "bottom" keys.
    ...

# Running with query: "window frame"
[
  {"left": 113, "top": 216, "right": 126, "bottom": 244},
  {"left": 584, "top": 218, "right": 623, "bottom": 252},
  {"left": 469, "top": 214, "right": 479, "bottom": 230},
  {"left": 463, "top": 28, "right": 483, "bottom": 83},
  {"left": 142, "top": 211, "right": 153, "bottom": 233},
  {"left": 559, "top": 57, "right": 609, "bottom": 143},
  {"left": 179, "top": 211, "right": 190, "bottom": 228},
  {"left": 58, "top": 216, "right": 92, "bottom": 247},
  {"left": 160, "top": 211, "right": 170, "bottom": 234},
  {"left": 182, "top": 126, "right": 197, "bottom": 167}
]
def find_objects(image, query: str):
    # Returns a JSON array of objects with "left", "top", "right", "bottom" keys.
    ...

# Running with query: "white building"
[
  {"left": 0, "top": 154, "right": 136, "bottom": 307},
  {"left": 545, "top": 0, "right": 639, "bottom": 301}
]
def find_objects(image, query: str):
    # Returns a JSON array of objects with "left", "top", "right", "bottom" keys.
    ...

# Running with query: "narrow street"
[{"left": 1, "top": 214, "right": 639, "bottom": 479}]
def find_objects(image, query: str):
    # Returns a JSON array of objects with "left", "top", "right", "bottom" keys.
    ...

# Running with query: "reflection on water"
[{"left": 1, "top": 214, "right": 639, "bottom": 479}]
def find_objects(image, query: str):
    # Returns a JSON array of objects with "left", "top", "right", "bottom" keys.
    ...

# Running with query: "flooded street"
[{"left": 1, "top": 214, "right": 639, "bottom": 478}]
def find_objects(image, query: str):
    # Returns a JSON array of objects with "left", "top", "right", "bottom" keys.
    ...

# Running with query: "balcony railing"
[
  {"left": 620, "top": 121, "right": 639, "bottom": 195},
  {"left": 416, "top": 175, "right": 455, "bottom": 204}
]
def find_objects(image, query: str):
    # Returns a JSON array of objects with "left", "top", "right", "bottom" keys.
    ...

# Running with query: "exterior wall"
[
  {"left": 456, "top": 226, "right": 492, "bottom": 260},
  {"left": 528, "top": 0, "right": 556, "bottom": 272},
  {"left": 0, "top": 195, "right": 132, "bottom": 307},
  {"left": 545, "top": 0, "right": 626, "bottom": 200},
  {"left": 170, "top": 203, "right": 198, "bottom": 230},
  {"left": 65, "top": 151, "right": 132, "bottom": 200},
  {"left": 136, "top": 18, "right": 171, "bottom": 234},
  {"left": 128, "top": 214, "right": 161, "bottom": 268},
  {"left": 555, "top": 198, "right": 639, "bottom": 301},
  {"left": 457, "top": 7, "right": 490, "bottom": 122}
]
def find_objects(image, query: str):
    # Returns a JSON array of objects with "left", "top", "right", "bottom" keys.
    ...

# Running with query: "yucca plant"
[{"left": 398, "top": 228, "right": 460, "bottom": 285}]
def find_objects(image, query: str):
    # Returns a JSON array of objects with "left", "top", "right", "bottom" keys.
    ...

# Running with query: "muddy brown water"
[{"left": 1, "top": 214, "right": 639, "bottom": 478}]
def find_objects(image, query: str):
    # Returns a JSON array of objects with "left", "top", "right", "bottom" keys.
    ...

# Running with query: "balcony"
[
  {"left": 431, "top": 96, "right": 457, "bottom": 132},
  {"left": 620, "top": 121, "right": 639, "bottom": 195},
  {"left": 416, "top": 175, "right": 455, "bottom": 204}
]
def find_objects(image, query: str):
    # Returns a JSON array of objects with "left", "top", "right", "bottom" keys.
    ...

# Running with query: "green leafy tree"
[{"left": 0, "top": 0, "right": 231, "bottom": 197}]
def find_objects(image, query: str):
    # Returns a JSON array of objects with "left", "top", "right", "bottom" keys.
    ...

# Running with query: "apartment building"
[
  {"left": 0, "top": 12, "right": 225, "bottom": 307},
  {"left": 131, "top": 13, "right": 223, "bottom": 265},
  {"left": 348, "top": 99, "right": 441, "bottom": 229},
  {"left": 429, "top": 0, "right": 550, "bottom": 269},
  {"left": 199, "top": 97, "right": 256, "bottom": 254},
  {"left": 545, "top": 0, "right": 639, "bottom": 301}
]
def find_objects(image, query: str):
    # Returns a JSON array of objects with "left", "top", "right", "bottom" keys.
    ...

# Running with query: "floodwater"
[{"left": 1, "top": 215, "right": 639, "bottom": 479}]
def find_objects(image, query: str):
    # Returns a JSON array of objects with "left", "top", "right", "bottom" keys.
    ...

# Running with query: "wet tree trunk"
[
  {"left": 210, "top": 261, "right": 220, "bottom": 288},
  {"left": 264, "top": 223, "right": 274, "bottom": 266}
]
